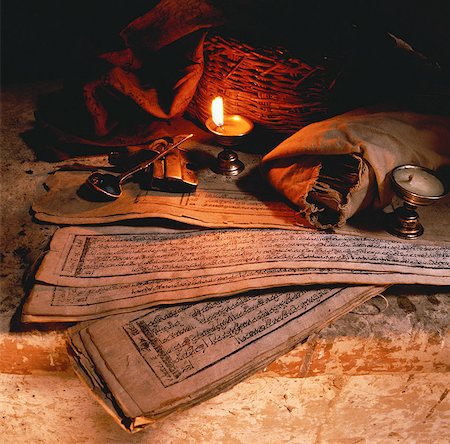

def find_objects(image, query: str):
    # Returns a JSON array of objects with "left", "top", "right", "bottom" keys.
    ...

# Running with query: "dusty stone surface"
[
  {"left": 1, "top": 81, "right": 61, "bottom": 329},
  {"left": 0, "top": 372, "right": 449, "bottom": 443}
]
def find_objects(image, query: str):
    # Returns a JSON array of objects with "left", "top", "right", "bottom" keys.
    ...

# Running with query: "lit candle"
[
  {"left": 393, "top": 167, "right": 445, "bottom": 197},
  {"left": 206, "top": 97, "right": 253, "bottom": 141},
  {"left": 212, "top": 96, "right": 224, "bottom": 127}
]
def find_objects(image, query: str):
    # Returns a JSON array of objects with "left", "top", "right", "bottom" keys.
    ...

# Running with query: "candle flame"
[{"left": 211, "top": 97, "right": 224, "bottom": 127}]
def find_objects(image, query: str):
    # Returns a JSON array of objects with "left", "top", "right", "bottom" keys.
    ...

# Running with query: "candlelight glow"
[{"left": 211, "top": 97, "right": 224, "bottom": 127}]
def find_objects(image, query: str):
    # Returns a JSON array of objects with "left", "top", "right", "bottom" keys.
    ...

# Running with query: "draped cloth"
[
  {"left": 36, "top": 0, "right": 225, "bottom": 147},
  {"left": 261, "top": 110, "right": 450, "bottom": 228}
]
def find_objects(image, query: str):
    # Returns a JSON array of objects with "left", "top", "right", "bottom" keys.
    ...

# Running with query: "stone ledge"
[
  {"left": 2, "top": 290, "right": 448, "bottom": 377},
  {"left": 265, "top": 288, "right": 450, "bottom": 377}
]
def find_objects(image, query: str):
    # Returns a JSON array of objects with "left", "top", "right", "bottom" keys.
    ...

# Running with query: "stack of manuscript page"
[
  {"left": 23, "top": 224, "right": 449, "bottom": 430},
  {"left": 23, "top": 226, "right": 449, "bottom": 322},
  {"left": 32, "top": 144, "right": 450, "bottom": 238}
]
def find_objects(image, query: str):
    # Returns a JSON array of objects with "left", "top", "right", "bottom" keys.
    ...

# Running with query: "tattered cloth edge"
[{"left": 261, "top": 153, "right": 376, "bottom": 229}]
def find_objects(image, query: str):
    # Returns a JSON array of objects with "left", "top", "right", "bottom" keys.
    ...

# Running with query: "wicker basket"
[{"left": 187, "top": 33, "right": 337, "bottom": 135}]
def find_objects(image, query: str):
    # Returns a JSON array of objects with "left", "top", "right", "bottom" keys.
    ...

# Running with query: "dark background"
[
  {"left": 1, "top": 0, "right": 449, "bottom": 113},
  {"left": 1, "top": 0, "right": 156, "bottom": 83}
]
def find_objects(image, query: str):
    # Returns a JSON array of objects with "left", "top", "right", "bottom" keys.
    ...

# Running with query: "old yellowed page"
[
  {"left": 32, "top": 148, "right": 307, "bottom": 229},
  {"left": 24, "top": 263, "right": 446, "bottom": 322},
  {"left": 35, "top": 226, "right": 450, "bottom": 287}
]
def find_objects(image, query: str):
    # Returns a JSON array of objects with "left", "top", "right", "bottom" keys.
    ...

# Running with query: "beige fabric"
[{"left": 261, "top": 109, "right": 450, "bottom": 228}]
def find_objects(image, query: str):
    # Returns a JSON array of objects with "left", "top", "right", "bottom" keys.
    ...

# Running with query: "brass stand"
[
  {"left": 388, "top": 202, "right": 424, "bottom": 239},
  {"left": 387, "top": 165, "right": 447, "bottom": 239},
  {"left": 205, "top": 116, "right": 253, "bottom": 176},
  {"left": 215, "top": 149, "right": 245, "bottom": 176}
]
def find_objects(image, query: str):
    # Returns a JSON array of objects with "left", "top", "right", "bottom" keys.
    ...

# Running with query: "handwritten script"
[{"left": 123, "top": 287, "right": 336, "bottom": 386}]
